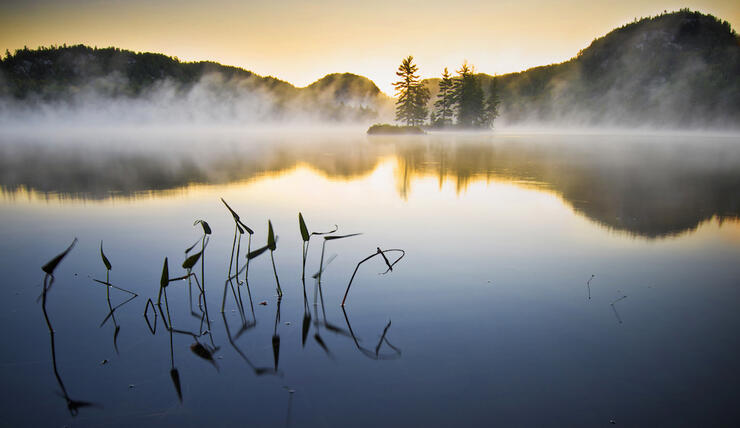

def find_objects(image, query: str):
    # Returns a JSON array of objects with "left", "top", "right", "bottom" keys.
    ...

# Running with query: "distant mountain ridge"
[
  {"left": 424, "top": 10, "right": 740, "bottom": 128},
  {"left": 0, "top": 45, "right": 393, "bottom": 123},
  {"left": 1, "top": 9, "right": 738, "bottom": 127}
]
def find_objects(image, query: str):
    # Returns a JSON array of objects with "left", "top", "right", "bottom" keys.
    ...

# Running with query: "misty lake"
[{"left": 1, "top": 130, "right": 739, "bottom": 427}]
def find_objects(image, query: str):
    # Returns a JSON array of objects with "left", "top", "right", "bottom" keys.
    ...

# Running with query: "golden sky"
[{"left": 2, "top": 0, "right": 738, "bottom": 95}]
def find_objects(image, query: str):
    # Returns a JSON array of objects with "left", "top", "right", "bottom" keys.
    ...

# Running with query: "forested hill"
[
  {"left": 425, "top": 10, "right": 740, "bottom": 128},
  {"left": 0, "top": 45, "right": 392, "bottom": 123},
  {"left": 1, "top": 10, "right": 738, "bottom": 127}
]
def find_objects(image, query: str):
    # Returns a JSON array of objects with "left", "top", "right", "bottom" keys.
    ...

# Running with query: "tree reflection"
[{"left": 3, "top": 134, "right": 738, "bottom": 238}]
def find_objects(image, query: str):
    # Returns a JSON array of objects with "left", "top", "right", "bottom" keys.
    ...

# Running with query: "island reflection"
[{"left": 1, "top": 131, "right": 738, "bottom": 238}]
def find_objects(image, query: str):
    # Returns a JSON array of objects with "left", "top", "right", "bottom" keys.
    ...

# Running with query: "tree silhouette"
[
  {"left": 393, "top": 56, "right": 428, "bottom": 126},
  {"left": 434, "top": 67, "right": 455, "bottom": 127},
  {"left": 453, "top": 62, "right": 486, "bottom": 128}
]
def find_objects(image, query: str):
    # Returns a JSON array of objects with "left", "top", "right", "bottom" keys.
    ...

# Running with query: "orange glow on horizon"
[{"left": 1, "top": 1, "right": 739, "bottom": 95}]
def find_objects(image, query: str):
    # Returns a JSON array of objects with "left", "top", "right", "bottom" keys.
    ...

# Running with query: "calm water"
[{"left": 1, "top": 130, "right": 739, "bottom": 427}]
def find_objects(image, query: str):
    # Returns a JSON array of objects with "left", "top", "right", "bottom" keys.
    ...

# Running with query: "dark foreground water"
[{"left": 1, "top": 130, "right": 739, "bottom": 427}]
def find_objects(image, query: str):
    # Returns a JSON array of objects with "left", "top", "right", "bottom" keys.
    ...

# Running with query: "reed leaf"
[
  {"left": 194, "top": 220, "right": 212, "bottom": 235},
  {"left": 160, "top": 257, "right": 169, "bottom": 288},
  {"left": 182, "top": 251, "right": 202, "bottom": 270},
  {"left": 247, "top": 244, "right": 270, "bottom": 260},
  {"left": 324, "top": 233, "right": 361, "bottom": 241},
  {"left": 272, "top": 335, "right": 280, "bottom": 370},
  {"left": 267, "top": 220, "right": 276, "bottom": 251},
  {"left": 302, "top": 313, "right": 311, "bottom": 347},
  {"left": 42, "top": 238, "right": 77, "bottom": 274},
  {"left": 298, "top": 213, "right": 309, "bottom": 242},
  {"left": 238, "top": 220, "right": 254, "bottom": 235},
  {"left": 184, "top": 239, "right": 200, "bottom": 254},
  {"left": 100, "top": 241, "right": 112, "bottom": 271},
  {"left": 221, "top": 198, "right": 240, "bottom": 222},
  {"left": 170, "top": 368, "right": 182, "bottom": 402}
]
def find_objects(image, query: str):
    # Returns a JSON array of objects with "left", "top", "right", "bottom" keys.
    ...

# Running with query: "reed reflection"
[{"left": 39, "top": 239, "right": 97, "bottom": 416}]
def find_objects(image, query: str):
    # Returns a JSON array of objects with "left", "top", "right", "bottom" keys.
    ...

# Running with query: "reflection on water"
[
  {"left": 1, "top": 130, "right": 740, "bottom": 426},
  {"left": 32, "top": 212, "right": 405, "bottom": 422},
  {"left": 1, "top": 132, "right": 738, "bottom": 238}
]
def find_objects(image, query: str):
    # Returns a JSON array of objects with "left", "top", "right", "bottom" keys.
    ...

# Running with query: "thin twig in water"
[
  {"left": 610, "top": 295, "right": 627, "bottom": 324},
  {"left": 586, "top": 274, "right": 595, "bottom": 300}
]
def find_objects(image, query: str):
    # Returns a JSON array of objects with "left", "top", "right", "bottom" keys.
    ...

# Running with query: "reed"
[{"left": 341, "top": 247, "right": 405, "bottom": 306}]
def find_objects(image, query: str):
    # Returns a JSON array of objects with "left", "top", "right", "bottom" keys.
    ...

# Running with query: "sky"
[{"left": 1, "top": 0, "right": 738, "bottom": 95}]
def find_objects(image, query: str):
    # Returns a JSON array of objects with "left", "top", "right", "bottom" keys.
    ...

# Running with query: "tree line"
[{"left": 393, "top": 56, "right": 499, "bottom": 129}]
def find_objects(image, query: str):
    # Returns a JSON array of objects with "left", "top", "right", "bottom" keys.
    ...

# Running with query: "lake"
[{"left": 1, "top": 129, "right": 739, "bottom": 427}]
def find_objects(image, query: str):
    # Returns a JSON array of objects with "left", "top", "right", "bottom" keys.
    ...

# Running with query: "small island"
[{"left": 367, "top": 124, "right": 426, "bottom": 135}]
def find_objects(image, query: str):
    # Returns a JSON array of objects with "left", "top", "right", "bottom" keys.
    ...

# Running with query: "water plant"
[
  {"left": 220, "top": 198, "right": 254, "bottom": 314},
  {"left": 181, "top": 239, "right": 209, "bottom": 326},
  {"left": 40, "top": 238, "right": 78, "bottom": 332},
  {"left": 610, "top": 295, "right": 628, "bottom": 324},
  {"left": 587, "top": 274, "right": 595, "bottom": 300},
  {"left": 272, "top": 297, "right": 282, "bottom": 370},
  {"left": 316, "top": 233, "right": 361, "bottom": 286},
  {"left": 193, "top": 219, "right": 213, "bottom": 329},
  {"left": 221, "top": 313, "right": 274, "bottom": 376},
  {"left": 298, "top": 212, "right": 337, "bottom": 281},
  {"left": 341, "top": 247, "right": 405, "bottom": 306},
  {"left": 32, "top": 203, "right": 408, "bottom": 420},
  {"left": 247, "top": 220, "right": 282, "bottom": 298},
  {"left": 40, "top": 238, "right": 97, "bottom": 415},
  {"left": 341, "top": 307, "right": 401, "bottom": 360},
  {"left": 94, "top": 241, "right": 137, "bottom": 353}
]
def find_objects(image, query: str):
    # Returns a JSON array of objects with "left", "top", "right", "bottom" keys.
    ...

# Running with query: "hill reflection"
[{"left": 1, "top": 132, "right": 738, "bottom": 238}]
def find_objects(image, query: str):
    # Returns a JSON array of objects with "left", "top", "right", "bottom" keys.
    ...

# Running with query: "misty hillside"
[
  {"left": 425, "top": 10, "right": 740, "bottom": 128},
  {"left": 1, "top": 10, "right": 738, "bottom": 128},
  {"left": 0, "top": 45, "right": 392, "bottom": 123}
]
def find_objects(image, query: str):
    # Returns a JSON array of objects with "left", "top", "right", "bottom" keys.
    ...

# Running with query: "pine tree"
[
  {"left": 393, "top": 56, "right": 421, "bottom": 126},
  {"left": 434, "top": 67, "right": 455, "bottom": 127},
  {"left": 393, "top": 56, "right": 429, "bottom": 126},
  {"left": 453, "top": 62, "right": 486, "bottom": 128},
  {"left": 484, "top": 77, "right": 501, "bottom": 128}
]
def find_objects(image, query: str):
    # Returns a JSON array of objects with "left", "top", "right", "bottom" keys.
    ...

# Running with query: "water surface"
[{"left": 1, "top": 130, "right": 739, "bottom": 427}]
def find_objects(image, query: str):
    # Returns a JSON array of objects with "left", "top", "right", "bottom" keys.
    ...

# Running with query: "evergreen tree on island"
[
  {"left": 453, "top": 62, "right": 486, "bottom": 128},
  {"left": 433, "top": 67, "right": 455, "bottom": 127},
  {"left": 393, "top": 56, "right": 429, "bottom": 126}
]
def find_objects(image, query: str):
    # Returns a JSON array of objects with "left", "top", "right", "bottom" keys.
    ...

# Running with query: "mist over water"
[
  {"left": 1, "top": 126, "right": 740, "bottom": 427},
  {"left": 0, "top": 71, "right": 394, "bottom": 128},
  {"left": 2, "top": 6, "right": 740, "bottom": 426},
  {"left": 1, "top": 128, "right": 738, "bottom": 240}
]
